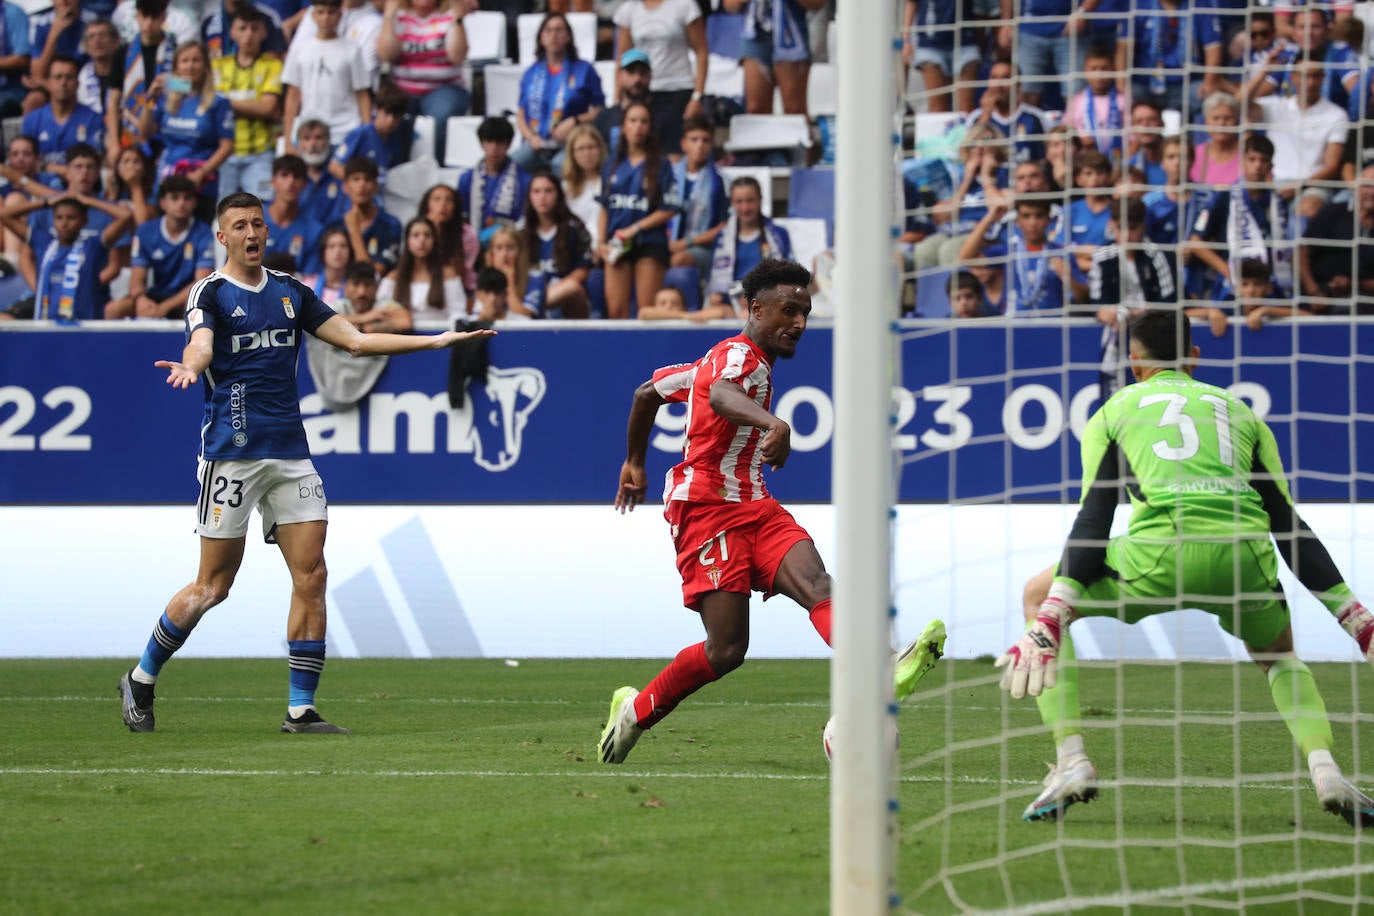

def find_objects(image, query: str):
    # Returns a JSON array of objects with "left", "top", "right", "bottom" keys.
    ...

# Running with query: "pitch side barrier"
[{"left": 1, "top": 318, "right": 1371, "bottom": 506}]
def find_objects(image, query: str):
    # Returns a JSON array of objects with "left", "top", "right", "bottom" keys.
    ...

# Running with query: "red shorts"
[{"left": 665, "top": 498, "right": 813, "bottom": 610}]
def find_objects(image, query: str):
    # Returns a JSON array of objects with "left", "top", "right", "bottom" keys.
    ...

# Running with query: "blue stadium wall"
[{"left": 2, "top": 320, "right": 1371, "bottom": 660}]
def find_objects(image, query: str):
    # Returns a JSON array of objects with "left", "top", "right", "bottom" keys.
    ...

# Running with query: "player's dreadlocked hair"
[
  {"left": 742, "top": 258, "right": 812, "bottom": 303},
  {"left": 1130, "top": 308, "right": 1192, "bottom": 366}
]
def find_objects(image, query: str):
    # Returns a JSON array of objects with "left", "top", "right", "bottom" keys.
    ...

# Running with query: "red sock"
[
  {"left": 809, "top": 598, "right": 832, "bottom": 647},
  {"left": 633, "top": 642, "right": 720, "bottom": 729}
]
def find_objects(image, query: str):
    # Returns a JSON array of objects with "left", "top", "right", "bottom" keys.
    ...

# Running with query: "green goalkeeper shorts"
[{"left": 1068, "top": 537, "right": 1289, "bottom": 649}]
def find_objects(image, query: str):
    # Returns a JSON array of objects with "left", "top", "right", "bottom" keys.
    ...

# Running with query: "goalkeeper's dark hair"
[
  {"left": 742, "top": 258, "right": 811, "bottom": 303},
  {"left": 1130, "top": 309, "right": 1192, "bottom": 365}
]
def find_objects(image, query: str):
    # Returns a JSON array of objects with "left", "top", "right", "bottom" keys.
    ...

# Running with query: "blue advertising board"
[{"left": 1, "top": 320, "right": 1371, "bottom": 505}]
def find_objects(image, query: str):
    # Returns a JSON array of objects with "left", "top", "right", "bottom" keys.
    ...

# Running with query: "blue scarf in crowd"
[
  {"left": 524, "top": 60, "right": 573, "bottom": 139},
  {"left": 34, "top": 236, "right": 87, "bottom": 322},
  {"left": 669, "top": 159, "right": 722, "bottom": 243},
  {"left": 709, "top": 215, "right": 787, "bottom": 295}
]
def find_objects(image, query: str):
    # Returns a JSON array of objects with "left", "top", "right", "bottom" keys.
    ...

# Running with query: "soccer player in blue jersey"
[
  {"left": 106, "top": 176, "right": 216, "bottom": 319},
  {"left": 117, "top": 191, "right": 495, "bottom": 734}
]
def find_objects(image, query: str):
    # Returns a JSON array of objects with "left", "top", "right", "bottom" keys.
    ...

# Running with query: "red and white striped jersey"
[{"left": 651, "top": 334, "right": 776, "bottom": 506}]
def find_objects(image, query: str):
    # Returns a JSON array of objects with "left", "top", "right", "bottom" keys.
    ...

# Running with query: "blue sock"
[
  {"left": 135, "top": 614, "right": 190, "bottom": 682},
  {"left": 288, "top": 640, "right": 327, "bottom": 709}
]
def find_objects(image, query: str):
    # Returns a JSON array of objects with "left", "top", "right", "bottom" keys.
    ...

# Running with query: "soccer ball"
[{"left": 822, "top": 714, "right": 899, "bottom": 763}]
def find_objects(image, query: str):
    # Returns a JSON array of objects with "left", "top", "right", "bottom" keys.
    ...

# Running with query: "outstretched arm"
[
  {"left": 310, "top": 312, "right": 495, "bottom": 357},
  {"left": 616, "top": 379, "right": 667, "bottom": 513},
  {"left": 155, "top": 326, "right": 214, "bottom": 388}
]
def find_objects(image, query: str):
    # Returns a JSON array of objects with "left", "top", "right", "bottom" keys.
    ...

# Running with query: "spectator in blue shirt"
[
  {"left": 457, "top": 115, "right": 531, "bottom": 246},
  {"left": 668, "top": 115, "right": 728, "bottom": 278},
  {"left": 29, "top": 0, "right": 83, "bottom": 84},
  {"left": 140, "top": 42, "right": 236, "bottom": 221},
  {"left": 337, "top": 156, "right": 402, "bottom": 275},
  {"left": 707, "top": 175, "right": 792, "bottom": 313},
  {"left": 106, "top": 174, "right": 216, "bottom": 319},
  {"left": 0, "top": 0, "right": 32, "bottom": 117},
  {"left": 0, "top": 192, "right": 133, "bottom": 320},
  {"left": 902, "top": 0, "right": 981, "bottom": 114},
  {"left": 329, "top": 84, "right": 413, "bottom": 183},
  {"left": 295, "top": 118, "right": 345, "bottom": 226},
  {"left": 512, "top": 12, "right": 605, "bottom": 175},
  {"left": 264, "top": 153, "right": 325, "bottom": 276},
  {"left": 202, "top": 0, "right": 286, "bottom": 60},
  {"left": 1117, "top": 0, "right": 1223, "bottom": 120},
  {"left": 23, "top": 54, "right": 105, "bottom": 179}
]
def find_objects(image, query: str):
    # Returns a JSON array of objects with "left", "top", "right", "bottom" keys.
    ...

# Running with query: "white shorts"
[{"left": 195, "top": 457, "right": 328, "bottom": 541}]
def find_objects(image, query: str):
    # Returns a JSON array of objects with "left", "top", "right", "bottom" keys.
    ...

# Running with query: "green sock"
[
  {"left": 1035, "top": 628, "right": 1081, "bottom": 746},
  {"left": 1268, "top": 658, "right": 1333, "bottom": 757},
  {"left": 1316, "top": 583, "right": 1356, "bottom": 616}
]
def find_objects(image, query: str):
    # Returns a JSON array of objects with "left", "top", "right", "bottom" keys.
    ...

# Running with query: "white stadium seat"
[
  {"left": 594, "top": 60, "right": 617, "bottom": 106},
  {"left": 464, "top": 10, "right": 508, "bottom": 64},
  {"left": 483, "top": 64, "right": 523, "bottom": 117},
  {"left": 443, "top": 116, "right": 486, "bottom": 169},
  {"left": 411, "top": 115, "right": 437, "bottom": 163},
  {"left": 724, "top": 115, "right": 812, "bottom": 167},
  {"left": 774, "top": 217, "right": 829, "bottom": 278}
]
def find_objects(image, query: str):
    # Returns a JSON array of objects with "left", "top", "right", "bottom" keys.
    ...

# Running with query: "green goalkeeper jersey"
[{"left": 1080, "top": 369, "right": 1290, "bottom": 541}]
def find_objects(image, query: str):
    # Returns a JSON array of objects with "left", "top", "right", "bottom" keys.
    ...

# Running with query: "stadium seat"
[
  {"left": 724, "top": 114, "right": 811, "bottom": 167},
  {"left": 663, "top": 266, "right": 702, "bottom": 311},
  {"left": 483, "top": 64, "right": 523, "bottom": 117},
  {"left": 412, "top": 115, "right": 437, "bottom": 163},
  {"left": 806, "top": 63, "right": 837, "bottom": 116},
  {"left": 1162, "top": 108, "right": 1182, "bottom": 138},
  {"left": 384, "top": 157, "right": 440, "bottom": 224},
  {"left": 1, "top": 116, "right": 20, "bottom": 147},
  {"left": 516, "top": 12, "right": 597, "bottom": 66},
  {"left": 464, "top": 10, "right": 508, "bottom": 64},
  {"left": 914, "top": 267, "right": 953, "bottom": 319},
  {"left": 0, "top": 272, "right": 30, "bottom": 304},
  {"left": 774, "top": 217, "right": 827, "bottom": 278},
  {"left": 443, "top": 116, "right": 485, "bottom": 169},
  {"left": 594, "top": 60, "right": 617, "bottom": 105},
  {"left": 718, "top": 165, "right": 774, "bottom": 216},
  {"left": 706, "top": 13, "right": 744, "bottom": 59},
  {"left": 786, "top": 168, "right": 834, "bottom": 242}
]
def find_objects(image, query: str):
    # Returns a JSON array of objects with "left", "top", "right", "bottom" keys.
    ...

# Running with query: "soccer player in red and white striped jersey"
[{"left": 598, "top": 258, "right": 832, "bottom": 764}]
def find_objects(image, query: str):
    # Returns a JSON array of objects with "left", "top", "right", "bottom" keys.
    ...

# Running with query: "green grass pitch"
[{"left": 4, "top": 657, "right": 1374, "bottom": 914}]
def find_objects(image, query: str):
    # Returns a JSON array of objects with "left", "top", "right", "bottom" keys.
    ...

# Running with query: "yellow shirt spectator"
[{"left": 215, "top": 52, "right": 283, "bottom": 157}]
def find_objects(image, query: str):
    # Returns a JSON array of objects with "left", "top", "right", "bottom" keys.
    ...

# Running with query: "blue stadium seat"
[
  {"left": 0, "top": 273, "right": 31, "bottom": 308},
  {"left": 915, "top": 267, "right": 953, "bottom": 319},
  {"left": 707, "top": 14, "right": 744, "bottom": 59},
  {"left": 786, "top": 168, "right": 835, "bottom": 243},
  {"left": 663, "top": 266, "right": 702, "bottom": 311}
]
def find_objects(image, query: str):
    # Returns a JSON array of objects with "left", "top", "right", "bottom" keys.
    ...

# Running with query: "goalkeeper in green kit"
[{"left": 997, "top": 309, "right": 1374, "bottom": 826}]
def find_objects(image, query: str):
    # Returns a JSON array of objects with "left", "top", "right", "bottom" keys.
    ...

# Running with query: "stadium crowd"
[{"left": 0, "top": 0, "right": 1370, "bottom": 324}]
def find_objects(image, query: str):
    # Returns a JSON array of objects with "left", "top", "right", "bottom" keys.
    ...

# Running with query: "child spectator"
[
  {"left": 281, "top": 0, "right": 369, "bottom": 146},
  {"left": 18, "top": 143, "right": 121, "bottom": 303},
  {"left": 329, "top": 83, "right": 412, "bottom": 182},
  {"left": 1055, "top": 148, "right": 1115, "bottom": 301},
  {"left": 1063, "top": 42, "right": 1129, "bottom": 172},
  {"left": 289, "top": 0, "right": 382, "bottom": 91},
  {"left": 338, "top": 157, "right": 401, "bottom": 275},
  {"left": 0, "top": 193, "right": 133, "bottom": 320},
  {"left": 512, "top": 12, "right": 606, "bottom": 174},
  {"left": 473, "top": 265, "right": 519, "bottom": 322},
  {"left": 521, "top": 173, "right": 592, "bottom": 318},
  {"left": 707, "top": 175, "right": 791, "bottom": 313},
  {"left": 378, "top": 216, "right": 466, "bottom": 322},
  {"left": 418, "top": 184, "right": 477, "bottom": 297},
  {"left": 1142, "top": 135, "right": 1186, "bottom": 245},
  {"left": 301, "top": 226, "right": 352, "bottom": 305},
  {"left": 294, "top": 118, "right": 345, "bottom": 226},
  {"left": 264, "top": 153, "right": 325, "bottom": 276},
  {"left": 598, "top": 100, "right": 678, "bottom": 320},
  {"left": 1187, "top": 135, "right": 1292, "bottom": 302},
  {"left": 110, "top": 145, "right": 158, "bottom": 227},
  {"left": 947, "top": 269, "right": 997, "bottom": 318},
  {"left": 562, "top": 123, "right": 606, "bottom": 250},
  {"left": 140, "top": 42, "right": 236, "bottom": 219},
  {"left": 960, "top": 196, "right": 1067, "bottom": 314},
  {"left": 0, "top": 0, "right": 30, "bottom": 118},
  {"left": 668, "top": 115, "right": 727, "bottom": 278},
  {"left": 120, "top": 0, "right": 177, "bottom": 152},
  {"left": 215, "top": 5, "right": 284, "bottom": 201},
  {"left": 638, "top": 282, "right": 731, "bottom": 321},
  {"left": 1239, "top": 256, "right": 1306, "bottom": 330},
  {"left": 105, "top": 175, "right": 215, "bottom": 319},
  {"left": 457, "top": 116, "right": 530, "bottom": 246},
  {"left": 202, "top": 0, "right": 286, "bottom": 61},
  {"left": 24, "top": 54, "right": 107, "bottom": 178},
  {"left": 483, "top": 225, "right": 528, "bottom": 320}
]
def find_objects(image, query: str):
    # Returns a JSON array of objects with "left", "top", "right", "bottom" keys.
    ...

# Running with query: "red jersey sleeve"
[{"left": 651, "top": 361, "right": 698, "bottom": 404}]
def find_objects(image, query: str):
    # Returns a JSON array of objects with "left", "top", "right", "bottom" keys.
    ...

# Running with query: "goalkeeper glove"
[
  {"left": 995, "top": 597, "right": 1069, "bottom": 699},
  {"left": 1337, "top": 600, "right": 1374, "bottom": 664}
]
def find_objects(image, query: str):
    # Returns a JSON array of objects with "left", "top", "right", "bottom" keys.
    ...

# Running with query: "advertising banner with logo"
[{"left": 1, "top": 321, "right": 1370, "bottom": 505}]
